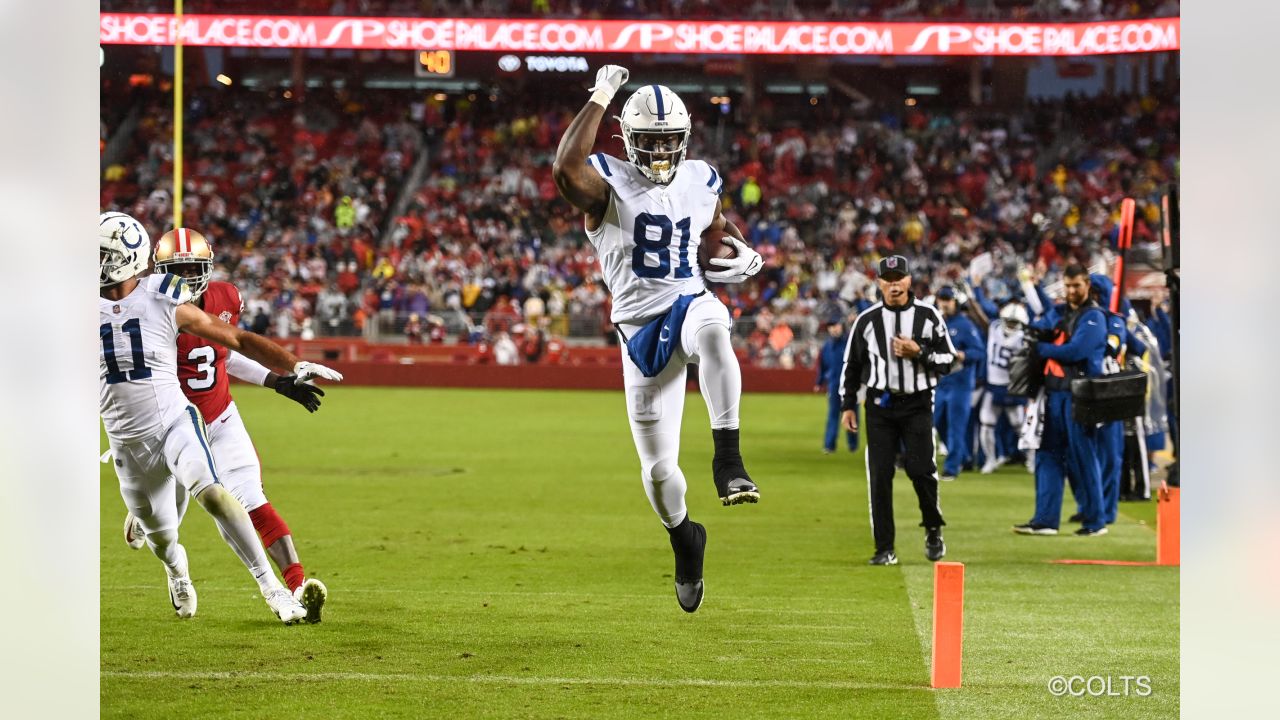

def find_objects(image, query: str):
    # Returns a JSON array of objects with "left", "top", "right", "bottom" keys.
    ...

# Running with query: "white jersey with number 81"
[
  {"left": 99, "top": 273, "right": 194, "bottom": 441},
  {"left": 585, "top": 154, "right": 724, "bottom": 324}
]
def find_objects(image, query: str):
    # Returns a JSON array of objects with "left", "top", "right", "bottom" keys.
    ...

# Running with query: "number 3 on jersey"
[
  {"left": 632, "top": 213, "right": 693, "bottom": 279},
  {"left": 187, "top": 346, "right": 217, "bottom": 390}
]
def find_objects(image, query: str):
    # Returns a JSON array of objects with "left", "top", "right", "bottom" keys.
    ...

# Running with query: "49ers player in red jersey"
[{"left": 122, "top": 227, "right": 331, "bottom": 623}]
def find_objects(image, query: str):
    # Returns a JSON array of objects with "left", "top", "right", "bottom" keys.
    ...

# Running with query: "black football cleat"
[
  {"left": 869, "top": 549, "right": 898, "bottom": 566},
  {"left": 1074, "top": 526, "right": 1108, "bottom": 537},
  {"left": 714, "top": 473, "right": 760, "bottom": 506},
  {"left": 1012, "top": 522, "right": 1058, "bottom": 536},
  {"left": 668, "top": 518, "right": 706, "bottom": 613},
  {"left": 925, "top": 527, "right": 946, "bottom": 561}
]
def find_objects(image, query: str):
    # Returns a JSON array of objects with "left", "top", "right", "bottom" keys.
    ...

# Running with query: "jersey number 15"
[{"left": 632, "top": 213, "right": 693, "bottom": 280}]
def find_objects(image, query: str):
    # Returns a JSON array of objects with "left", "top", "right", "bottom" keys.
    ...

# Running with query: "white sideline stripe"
[
  {"left": 101, "top": 669, "right": 920, "bottom": 691},
  {"left": 716, "top": 655, "right": 853, "bottom": 666},
  {"left": 100, "top": 585, "right": 865, "bottom": 616},
  {"left": 723, "top": 638, "right": 872, "bottom": 648}
]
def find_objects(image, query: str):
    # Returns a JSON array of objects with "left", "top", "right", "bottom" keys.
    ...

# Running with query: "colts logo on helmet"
[{"left": 117, "top": 221, "right": 143, "bottom": 250}]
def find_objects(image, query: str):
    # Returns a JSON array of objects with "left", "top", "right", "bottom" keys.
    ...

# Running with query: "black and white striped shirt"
[{"left": 840, "top": 296, "right": 958, "bottom": 410}]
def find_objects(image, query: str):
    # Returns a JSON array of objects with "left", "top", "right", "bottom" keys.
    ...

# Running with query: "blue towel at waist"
[{"left": 620, "top": 292, "right": 702, "bottom": 378}]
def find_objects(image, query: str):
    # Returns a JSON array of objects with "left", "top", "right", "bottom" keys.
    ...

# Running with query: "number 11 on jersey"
[{"left": 100, "top": 319, "right": 152, "bottom": 384}]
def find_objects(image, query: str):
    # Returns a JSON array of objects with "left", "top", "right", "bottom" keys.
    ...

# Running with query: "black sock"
[
  {"left": 666, "top": 516, "right": 703, "bottom": 581},
  {"left": 711, "top": 428, "right": 743, "bottom": 471},
  {"left": 665, "top": 515, "right": 696, "bottom": 543}
]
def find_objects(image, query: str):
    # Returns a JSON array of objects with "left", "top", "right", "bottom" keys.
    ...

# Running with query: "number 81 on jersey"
[{"left": 632, "top": 213, "right": 694, "bottom": 280}]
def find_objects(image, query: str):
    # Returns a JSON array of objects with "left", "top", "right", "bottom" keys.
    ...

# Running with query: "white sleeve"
[
  {"left": 226, "top": 351, "right": 271, "bottom": 386},
  {"left": 1020, "top": 279, "right": 1044, "bottom": 316}
]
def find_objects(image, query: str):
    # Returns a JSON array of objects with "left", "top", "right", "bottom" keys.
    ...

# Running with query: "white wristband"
[{"left": 589, "top": 90, "right": 613, "bottom": 108}]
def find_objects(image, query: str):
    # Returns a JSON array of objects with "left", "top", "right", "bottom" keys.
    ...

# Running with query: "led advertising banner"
[{"left": 100, "top": 14, "right": 1180, "bottom": 56}]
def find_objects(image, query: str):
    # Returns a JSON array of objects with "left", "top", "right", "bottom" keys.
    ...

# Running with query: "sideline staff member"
[
  {"left": 1014, "top": 264, "right": 1109, "bottom": 536},
  {"left": 816, "top": 316, "right": 859, "bottom": 454},
  {"left": 840, "top": 256, "right": 957, "bottom": 565}
]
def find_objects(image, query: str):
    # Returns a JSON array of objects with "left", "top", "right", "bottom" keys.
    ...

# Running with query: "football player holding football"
[{"left": 552, "top": 65, "right": 764, "bottom": 613}]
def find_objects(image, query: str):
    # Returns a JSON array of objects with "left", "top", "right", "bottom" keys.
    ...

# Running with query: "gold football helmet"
[{"left": 154, "top": 227, "right": 214, "bottom": 300}]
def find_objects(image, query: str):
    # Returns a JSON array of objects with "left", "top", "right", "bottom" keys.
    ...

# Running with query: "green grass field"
[{"left": 100, "top": 387, "right": 1178, "bottom": 718}]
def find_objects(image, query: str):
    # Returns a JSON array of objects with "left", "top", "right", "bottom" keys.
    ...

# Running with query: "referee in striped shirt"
[{"left": 840, "top": 255, "right": 957, "bottom": 565}]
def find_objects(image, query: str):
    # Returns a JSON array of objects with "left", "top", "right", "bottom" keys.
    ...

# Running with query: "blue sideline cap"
[
  {"left": 878, "top": 255, "right": 910, "bottom": 280},
  {"left": 936, "top": 285, "right": 956, "bottom": 300}
]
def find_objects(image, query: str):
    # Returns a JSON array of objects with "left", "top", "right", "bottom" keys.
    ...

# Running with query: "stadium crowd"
[{"left": 101, "top": 76, "right": 1177, "bottom": 371}]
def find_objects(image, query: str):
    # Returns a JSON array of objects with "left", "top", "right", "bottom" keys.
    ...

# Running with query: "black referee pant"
[{"left": 864, "top": 390, "right": 946, "bottom": 554}]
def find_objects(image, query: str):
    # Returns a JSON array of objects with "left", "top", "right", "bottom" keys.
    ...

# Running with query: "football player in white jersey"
[
  {"left": 980, "top": 302, "right": 1031, "bottom": 473},
  {"left": 552, "top": 65, "right": 764, "bottom": 613},
  {"left": 99, "top": 212, "right": 342, "bottom": 623}
]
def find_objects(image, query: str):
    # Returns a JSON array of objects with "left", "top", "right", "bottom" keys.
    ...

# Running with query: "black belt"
[{"left": 868, "top": 388, "right": 932, "bottom": 409}]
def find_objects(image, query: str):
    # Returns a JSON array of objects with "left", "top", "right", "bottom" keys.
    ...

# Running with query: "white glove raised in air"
[
  {"left": 588, "top": 65, "right": 630, "bottom": 106},
  {"left": 704, "top": 236, "right": 764, "bottom": 284},
  {"left": 292, "top": 361, "right": 344, "bottom": 384}
]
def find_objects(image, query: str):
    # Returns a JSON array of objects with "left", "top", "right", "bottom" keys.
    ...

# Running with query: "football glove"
[
  {"left": 704, "top": 236, "right": 764, "bottom": 284},
  {"left": 273, "top": 374, "right": 325, "bottom": 413},
  {"left": 292, "top": 361, "right": 344, "bottom": 383},
  {"left": 589, "top": 65, "right": 630, "bottom": 105}
]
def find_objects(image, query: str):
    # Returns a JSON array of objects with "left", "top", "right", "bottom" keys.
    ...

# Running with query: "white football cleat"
[
  {"left": 265, "top": 587, "right": 307, "bottom": 625},
  {"left": 168, "top": 575, "right": 197, "bottom": 618},
  {"left": 167, "top": 545, "right": 196, "bottom": 618},
  {"left": 124, "top": 513, "right": 145, "bottom": 549},
  {"left": 294, "top": 578, "right": 328, "bottom": 624}
]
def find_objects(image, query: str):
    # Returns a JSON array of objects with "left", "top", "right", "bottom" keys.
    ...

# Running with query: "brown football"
[{"left": 698, "top": 229, "right": 738, "bottom": 275}]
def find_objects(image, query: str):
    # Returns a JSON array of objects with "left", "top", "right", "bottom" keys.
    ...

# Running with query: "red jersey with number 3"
[{"left": 177, "top": 281, "right": 242, "bottom": 421}]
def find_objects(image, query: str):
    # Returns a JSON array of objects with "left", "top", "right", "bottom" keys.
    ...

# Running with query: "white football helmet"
[
  {"left": 99, "top": 212, "right": 151, "bottom": 287},
  {"left": 617, "top": 85, "right": 691, "bottom": 185},
  {"left": 999, "top": 301, "right": 1030, "bottom": 330}
]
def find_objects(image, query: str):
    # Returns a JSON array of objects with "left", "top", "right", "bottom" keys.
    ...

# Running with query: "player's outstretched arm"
[
  {"left": 175, "top": 304, "right": 343, "bottom": 384},
  {"left": 227, "top": 351, "right": 326, "bottom": 412},
  {"left": 552, "top": 65, "right": 628, "bottom": 224}
]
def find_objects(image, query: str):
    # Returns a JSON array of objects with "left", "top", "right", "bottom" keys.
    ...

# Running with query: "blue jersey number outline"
[
  {"left": 993, "top": 344, "right": 1015, "bottom": 370},
  {"left": 101, "top": 318, "right": 153, "bottom": 384},
  {"left": 632, "top": 214, "right": 693, "bottom": 279}
]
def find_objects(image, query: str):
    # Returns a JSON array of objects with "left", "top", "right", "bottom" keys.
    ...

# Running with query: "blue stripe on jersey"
[
  {"left": 186, "top": 406, "right": 219, "bottom": 483},
  {"left": 706, "top": 166, "right": 718, "bottom": 188},
  {"left": 159, "top": 273, "right": 174, "bottom": 295},
  {"left": 652, "top": 85, "right": 665, "bottom": 120},
  {"left": 592, "top": 153, "right": 612, "bottom": 177},
  {"left": 170, "top": 279, "right": 184, "bottom": 299}
]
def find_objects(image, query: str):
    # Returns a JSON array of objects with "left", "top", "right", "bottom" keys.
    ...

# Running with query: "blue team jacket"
[
  {"left": 938, "top": 312, "right": 985, "bottom": 390},
  {"left": 816, "top": 334, "right": 847, "bottom": 390},
  {"left": 1035, "top": 301, "right": 1107, "bottom": 388}
]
